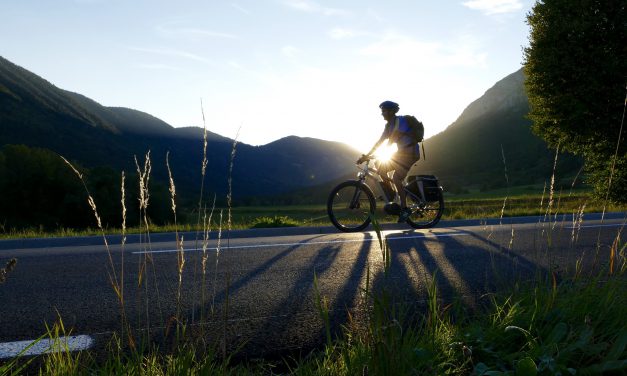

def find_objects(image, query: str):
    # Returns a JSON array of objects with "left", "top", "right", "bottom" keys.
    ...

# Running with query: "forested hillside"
[
  {"left": 417, "top": 69, "right": 581, "bottom": 193},
  {"left": 0, "top": 55, "right": 359, "bottom": 228}
]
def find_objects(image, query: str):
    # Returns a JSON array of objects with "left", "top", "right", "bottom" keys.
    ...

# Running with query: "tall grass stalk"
[
  {"left": 212, "top": 209, "right": 224, "bottom": 316},
  {"left": 600, "top": 84, "right": 626, "bottom": 221},
  {"left": 227, "top": 128, "right": 240, "bottom": 237},
  {"left": 215, "top": 128, "right": 239, "bottom": 357},
  {"left": 200, "top": 195, "right": 216, "bottom": 326},
  {"left": 167, "top": 152, "right": 186, "bottom": 341},
  {"left": 192, "top": 100, "right": 210, "bottom": 327},
  {"left": 499, "top": 144, "right": 510, "bottom": 226},
  {"left": 592, "top": 85, "right": 627, "bottom": 276},
  {"left": 61, "top": 156, "right": 130, "bottom": 343},
  {"left": 547, "top": 143, "right": 559, "bottom": 231},
  {"left": 134, "top": 151, "right": 165, "bottom": 336},
  {"left": 119, "top": 171, "right": 133, "bottom": 349}
]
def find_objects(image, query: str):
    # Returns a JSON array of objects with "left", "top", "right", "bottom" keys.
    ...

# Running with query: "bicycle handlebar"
[{"left": 356, "top": 154, "right": 376, "bottom": 165}]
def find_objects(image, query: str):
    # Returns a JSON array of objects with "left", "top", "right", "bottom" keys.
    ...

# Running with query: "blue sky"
[{"left": 1, "top": 0, "right": 533, "bottom": 151}]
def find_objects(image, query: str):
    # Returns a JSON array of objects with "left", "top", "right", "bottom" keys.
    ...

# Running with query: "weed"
[{"left": 249, "top": 215, "right": 300, "bottom": 228}]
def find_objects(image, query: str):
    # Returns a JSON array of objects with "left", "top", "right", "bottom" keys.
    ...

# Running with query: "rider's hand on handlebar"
[{"left": 356, "top": 154, "right": 369, "bottom": 164}]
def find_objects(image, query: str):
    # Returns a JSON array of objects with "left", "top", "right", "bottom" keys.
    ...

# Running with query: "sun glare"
[{"left": 373, "top": 143, "right": 397, "bottom": 162}]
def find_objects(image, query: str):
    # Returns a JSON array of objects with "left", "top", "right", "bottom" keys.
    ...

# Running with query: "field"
[{"left": 2, "top": 187, "right": 626, "bottom": 240}]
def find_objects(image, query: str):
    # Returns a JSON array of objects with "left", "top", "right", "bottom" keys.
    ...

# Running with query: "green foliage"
[
  {"left": 524, "top": 0, "right": 627, "bottom": 202},
  {"left": 0, "top": 144, "right": 90, "bottom": 229},
  {"left": 249, "top": 215, "right": 299, "bottom": 228},
  {"left": 0, "top": 144, "right": 174, "bottom": 231}
]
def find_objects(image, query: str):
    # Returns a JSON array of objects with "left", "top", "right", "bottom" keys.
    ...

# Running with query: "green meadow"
[{"left": 2, "top": 188, "right": 625, "bottom": 240}]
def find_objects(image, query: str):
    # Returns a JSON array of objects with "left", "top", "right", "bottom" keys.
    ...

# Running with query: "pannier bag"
[{"left": 406, "top": 175, "right": 441, "bottom": 202}]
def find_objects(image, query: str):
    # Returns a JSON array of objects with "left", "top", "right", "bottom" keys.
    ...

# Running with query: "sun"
[{"left": 373, "top": 143, "right": 397, "bottom": 163}]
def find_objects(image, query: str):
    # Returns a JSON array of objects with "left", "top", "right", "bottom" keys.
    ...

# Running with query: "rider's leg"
[
  {"left": 391, "top": 147, "right": 419, "bottom": 209},
  {"left": 378, "top": 164, "right": 396, "bottom": 199},
  {"left": 392, "top": 167, "right": 409, "bottom": 208}
]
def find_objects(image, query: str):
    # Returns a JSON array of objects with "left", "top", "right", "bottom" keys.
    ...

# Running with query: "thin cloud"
[
  {"left": 359, "top": 32, "right": 487, "bottom": 69},
  {"left": 128, "top": 47, "right": 212, "bottom": 64},
  {"left": 135, "top": 63, "right": 181, "bottom": 71},
  {"left": 230, "top": 3, "right": 251, "bottom": 15},
  {"left": 171, "top": 28, "right": 238, "bottom": 39},
  {"left": 462, "top": 0, "right": 523, "bottom": 15},
  {"left": 328, "top": 27, "right": 370, "bottom": 40},
  {"left": 282, "top": 0, "right": 350, "bottom": 16},
  {"left": 156, "top": 24, "right": 238, "bottom": 40}
]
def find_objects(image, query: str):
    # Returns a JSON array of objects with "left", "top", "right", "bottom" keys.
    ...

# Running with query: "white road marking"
[
  {"left": 565, "top": 223, "right": 625, "bottom": 229},
  {"left": 0, "top": 335, "right": 94, "bottom": 359},
  {"left": 132, "top": 231, "right": 472, "bottom": 255}
]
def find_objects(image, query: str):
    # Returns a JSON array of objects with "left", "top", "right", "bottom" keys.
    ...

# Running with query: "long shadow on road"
[{"left": 367, "top": 227, "right": 551, "bottom": 322}]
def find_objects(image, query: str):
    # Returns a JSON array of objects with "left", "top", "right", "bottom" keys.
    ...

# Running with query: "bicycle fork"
[{"left": 349, "top": 186, "right": 362, "bottom": 209}]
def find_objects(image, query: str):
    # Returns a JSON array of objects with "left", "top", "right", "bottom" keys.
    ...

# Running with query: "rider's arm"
[{"left": 365, "top": 124, "right": 393, "bottom": 157}]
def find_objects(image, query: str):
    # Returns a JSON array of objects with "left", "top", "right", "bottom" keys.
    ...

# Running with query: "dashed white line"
[
  {"left": 0, "top": 335, "right": 94, "bottom": 359},
  {"left": 132, "top": 232, "right": 472, "bottom": 255}
]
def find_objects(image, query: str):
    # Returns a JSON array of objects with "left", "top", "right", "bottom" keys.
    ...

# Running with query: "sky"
[{"left": 1, "top": 0, "right": 534, "bottom": 151}]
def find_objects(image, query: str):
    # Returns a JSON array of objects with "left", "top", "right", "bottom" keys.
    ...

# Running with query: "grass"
[
  {"left": 2, "top": 191, "right": 626, "bottom": 240},
  {"left": 296, "top": 275, "right": 627, "bottom": 375}
]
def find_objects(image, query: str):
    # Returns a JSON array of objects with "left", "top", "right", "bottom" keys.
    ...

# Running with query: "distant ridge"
[
  {"left": 0, "top": 54, "right": 580, "bottom": 202},
  {"left": 416, "top": 68, "right": 580, "bottom": 191},
  {"left": 0, "top": 55, "right": 360, "bottom": 200},
  {"left": 453, "top": 69, "right": 527, "bottom": 126}
]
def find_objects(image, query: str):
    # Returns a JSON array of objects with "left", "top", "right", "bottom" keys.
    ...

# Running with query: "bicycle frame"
[{"left": 355, "top": 160, "right": 426, "bottom": 205}]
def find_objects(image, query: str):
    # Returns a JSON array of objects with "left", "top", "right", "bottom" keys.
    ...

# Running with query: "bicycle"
[{"left": 327, "top": 155, "right": 444, "bottom": 232}]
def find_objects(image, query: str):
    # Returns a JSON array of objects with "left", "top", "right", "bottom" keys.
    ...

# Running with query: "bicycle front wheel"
[
  {"left": 327, "top": 181, "right": 375, "bottom": 232},
  {"left": 406, "top": 189, "right": 444, "bottom": 229}
]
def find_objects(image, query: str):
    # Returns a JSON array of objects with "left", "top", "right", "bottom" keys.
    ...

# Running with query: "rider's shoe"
[
  {"left": 397, "top": 207, "right": 412, "bottom": 223},
  {"left": 384, "top": 202, "right": 401, "bottom": 215}
]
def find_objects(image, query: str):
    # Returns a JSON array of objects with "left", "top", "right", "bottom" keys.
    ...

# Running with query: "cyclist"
[{"left": 357, "top": 100, "right": 421, "bottom": 222}]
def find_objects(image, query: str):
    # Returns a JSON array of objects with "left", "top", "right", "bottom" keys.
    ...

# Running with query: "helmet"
[{"left": 379, "top": 100, "right": 399, "bottom": 110}]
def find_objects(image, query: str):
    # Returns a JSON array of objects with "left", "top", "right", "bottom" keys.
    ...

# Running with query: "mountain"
[
  {"left": 0, "top": 54, "right": 581, "bottom": 210},
  {"left": 415, "top": 69, "right": 581, "bottom": 192},
  {"left": 0, "top": 56, "right": 360, "bottom": 201}
]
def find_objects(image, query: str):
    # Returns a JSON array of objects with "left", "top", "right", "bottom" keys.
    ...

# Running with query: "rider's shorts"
[{"left": 380, "top": 145, "right": 420, "bottom": 179}]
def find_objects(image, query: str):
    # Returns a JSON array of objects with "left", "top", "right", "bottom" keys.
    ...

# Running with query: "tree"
[
  {"left": 0, "top": 145, "right": 91, "bottom": 229},
  {"left": 524, "top": 0, "right": 627, "bottom": 202}
]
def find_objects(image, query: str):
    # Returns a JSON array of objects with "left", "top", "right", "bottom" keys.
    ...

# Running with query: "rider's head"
[
  {"left": 379, "top": 100, "right": 399, "bottom": 121},
  {"left": 379, "top": 101, "right": 399, "bottom": 111}
]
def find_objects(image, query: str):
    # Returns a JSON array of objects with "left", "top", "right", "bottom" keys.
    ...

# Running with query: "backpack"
[{"left": 403, "top": 115, "right": 424, "bottom": 143}]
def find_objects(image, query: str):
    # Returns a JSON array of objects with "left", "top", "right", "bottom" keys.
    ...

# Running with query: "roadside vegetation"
[{"left": 1, "top": 190, "right": 626, "bottom": 240}]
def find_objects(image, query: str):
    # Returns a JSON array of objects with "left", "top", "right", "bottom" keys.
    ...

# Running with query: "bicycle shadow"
[{"left": 367, "top": 227, "right": 551, "bottom": 311}]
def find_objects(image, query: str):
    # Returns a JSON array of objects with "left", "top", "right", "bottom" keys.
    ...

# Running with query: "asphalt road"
[{"left": 0, "top": 213, "right": 625, "bottom": 359}]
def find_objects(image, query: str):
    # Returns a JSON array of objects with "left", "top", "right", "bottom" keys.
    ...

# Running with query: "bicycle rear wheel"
[
  {"left": 405, "top": 189, "right": 444, "bottom": 228},
  {"left": 327, "top": 181, "right": 375, "bottom": 232}
]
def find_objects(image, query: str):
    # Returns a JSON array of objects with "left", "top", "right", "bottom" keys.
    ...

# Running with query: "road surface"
[{"left": 0, "top": 213, "right": 624, "bottom": 359}]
